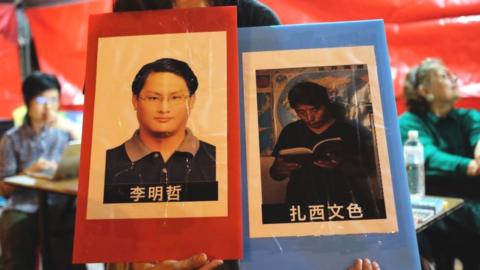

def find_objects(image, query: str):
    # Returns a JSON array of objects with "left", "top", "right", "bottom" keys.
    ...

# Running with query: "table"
[
  {"left": 3, "top": 175, "right": 78, "bottom": 195},
  {"left": 3, "top": 175, "right": 78, "bottom": 270},
  {"left": 413, "top": 195, "right": 464, "bottom": 233}
]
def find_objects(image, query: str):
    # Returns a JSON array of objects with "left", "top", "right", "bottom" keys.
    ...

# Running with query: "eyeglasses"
[
  {"left": 442, "top": 71, "right": 458, "bottom": 85},
  {"left": 137, "top": 94, "right": 190, "bottom": 107},
  {"left": 414, "top": 59, "right": 458, "bottom": 88},
  {"left": 33, "top": 96, "right": 59, "bottom": 105}
]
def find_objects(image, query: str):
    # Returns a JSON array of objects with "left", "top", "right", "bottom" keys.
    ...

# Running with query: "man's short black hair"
[
  {"left": 288, "top": 81, "right": 344, "bottom": 120},
  {"left": 22, "top": 71, "right": 61, "bottom": 106},
  {"left": 288, "top": 81, "right": 330, "bottom": 109},
  {"left": 132, "top": 58, "right": 198, "bottom": 96}
]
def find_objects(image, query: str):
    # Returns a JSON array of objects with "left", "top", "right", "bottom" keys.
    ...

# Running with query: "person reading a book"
[
  {"left": 269, "top": 81, "right": 381, "bottom": 219},
  {"left": 104, "top": 58, "right": 216, "bottom": 203},
  {"left": 0, "top": 71, "right": 84, "bottom": 270},
  {"left": 399, "top": 58, "right": 480, "bottom": 269}
]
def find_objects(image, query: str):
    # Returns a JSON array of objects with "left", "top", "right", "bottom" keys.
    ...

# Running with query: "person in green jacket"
[{"left": 399, "top": 58, "right": 480, "bottom": 270}]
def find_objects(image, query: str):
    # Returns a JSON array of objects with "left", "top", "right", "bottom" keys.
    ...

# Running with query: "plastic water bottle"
[{"left": 404, "top": 130, "right": 425, "bottom": 196}]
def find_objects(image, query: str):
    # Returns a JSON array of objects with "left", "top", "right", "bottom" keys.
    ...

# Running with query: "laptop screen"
[{"left": 26, "top": 141, "right": 81, "bottom": 180}]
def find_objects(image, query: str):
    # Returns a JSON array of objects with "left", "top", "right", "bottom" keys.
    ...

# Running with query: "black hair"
[
  {"left": 132, "top": 58, "right": 198, "bottom": 96},
  {"left": 22, "top": 71, "right": 61, "bottom": 124},
  {"left": 22, "top": 71, "right": 61, "bottom": 106},
  {"left": 288, "top": 81, "right": 330, "bottom": 109},
  {"left": 113, "top": 0, "right": 237, "bottom": 12},
  {"left": 288, "top": 81, "right": 343, "bottom": 119}
]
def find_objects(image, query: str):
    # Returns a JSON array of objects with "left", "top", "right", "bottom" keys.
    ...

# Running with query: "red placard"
[{"left": 74, "top": 7, "right": 241, "bottom": 263}]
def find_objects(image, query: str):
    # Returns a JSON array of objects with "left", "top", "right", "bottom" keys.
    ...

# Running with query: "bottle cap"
[{"left": 408, "top": 130, "right": 419, "bottom": 140}]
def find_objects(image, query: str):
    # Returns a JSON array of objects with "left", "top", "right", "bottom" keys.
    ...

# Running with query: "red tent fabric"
[
  {"left": 0, "top": 4, "right": 22, "bottom": 119},
  {"left": 263, "top": 0, "right": 480, "bottom": 113},
  {"left": 386, "top": 17, "right": 480, "bottom": 113},
  {"left": 25, "top": 0, "right": 111, "bottom": 109},
  {"left": 1, "top": 0, "right": 479, "bottom": 116},
  {"left": 262, "top": 0, "right": 480, "bottom": 24}
]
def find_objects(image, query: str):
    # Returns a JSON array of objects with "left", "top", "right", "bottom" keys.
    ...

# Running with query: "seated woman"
[
  {"left": 399, "top": 58, "right": 480, "bottom": 269},
  {"left": 0, "top": 71, "right": 84, "bottom": 270}
]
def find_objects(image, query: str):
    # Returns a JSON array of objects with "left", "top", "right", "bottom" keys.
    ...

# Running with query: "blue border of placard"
[{"left": 238, "top": 20, "right": 420, "bottom": 270}]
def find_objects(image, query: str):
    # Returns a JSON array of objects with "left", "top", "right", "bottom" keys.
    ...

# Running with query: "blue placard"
[{"left": 238, "top": 20, "right": 420, "bottom": 270}]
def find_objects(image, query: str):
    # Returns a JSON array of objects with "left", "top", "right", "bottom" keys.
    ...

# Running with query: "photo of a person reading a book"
[
  {"left": 269, "top": 81, "right": 381, "bottom": 219},
  {"left": 103, "top": 58, "right": 216, "bottom": 203}
]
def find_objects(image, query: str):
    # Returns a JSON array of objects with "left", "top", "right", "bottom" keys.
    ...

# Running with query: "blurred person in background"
[
  {"left": 0, "top": 71, "right": 84, "bottom": 270},
  {"left": 399, "top": 58, "right": 480, "bottom": 270}
]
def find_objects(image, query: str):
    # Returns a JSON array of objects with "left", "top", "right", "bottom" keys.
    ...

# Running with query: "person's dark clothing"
[
  {"left": 235, "top": 0, "right": 280, "bottom": 27},
  {"left": 105, "top": 142, "right": 215, "bottom": 184},
  {"left": 272, "top": 120, "right": 382, "bottom": 218},
  {"left": 210, "top": 0, "right": 281, "bottom": 27}
]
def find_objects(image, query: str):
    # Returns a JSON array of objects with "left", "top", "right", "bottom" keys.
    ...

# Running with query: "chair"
[{"left": 0, "top": 119, "right": 14, "bottom": 138}]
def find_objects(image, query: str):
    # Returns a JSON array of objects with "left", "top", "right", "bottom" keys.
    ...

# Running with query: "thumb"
[{"left": 178, "top": 253, "right": 208, "bottom": 269}]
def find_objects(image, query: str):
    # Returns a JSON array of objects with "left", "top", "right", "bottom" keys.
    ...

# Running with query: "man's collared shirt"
[
  {"left": 104, "top": 129, "right": 216, "bottom": 203},
  {"left": 0, "top": 124, "right": 70, "bottom": 213},
  {"left": 124, "top": 128, "right": 200, "bottom": 168}
]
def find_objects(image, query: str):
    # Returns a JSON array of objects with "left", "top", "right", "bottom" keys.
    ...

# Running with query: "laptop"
[{"left": 26, "top": 141, "right": 81, "bottom": 180}]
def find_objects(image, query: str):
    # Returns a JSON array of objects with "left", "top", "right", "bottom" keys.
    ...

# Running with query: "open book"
[{"left": 278, "top": 137, "right": 345, "bottom": 165}]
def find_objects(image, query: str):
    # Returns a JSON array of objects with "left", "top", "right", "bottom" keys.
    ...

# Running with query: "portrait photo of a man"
[
  {"left": 75, "top": 11, "right": 239, "bottom": 262},
  {"left": 84, "top": 31, "right": 228, "bottom": 219},
  {"left": 103, "top": 58, "right": 216, "bottom": 203}
]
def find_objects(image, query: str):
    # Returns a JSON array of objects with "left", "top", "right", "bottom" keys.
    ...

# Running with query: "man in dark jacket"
[{"left": 270, "top": 82, "right": 382, "bottom": 220}]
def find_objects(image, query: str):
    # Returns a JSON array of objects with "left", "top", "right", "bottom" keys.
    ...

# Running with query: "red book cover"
[{"left": 73, "top": 7, "right": 241, "bottom": 263}]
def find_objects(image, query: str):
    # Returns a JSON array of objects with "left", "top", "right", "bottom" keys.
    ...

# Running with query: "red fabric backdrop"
[
  {"left": 25, "top": 0, "right": 111, "bottom": 110},
  {"left": 263, "top": 0, "right": 480, "bottom": 113},
  {"left": 0, "top": 4, "right": 22, "bottom": 119},
  {"left": 1, "top": 0, "right": 479, "bottom": 117}
]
